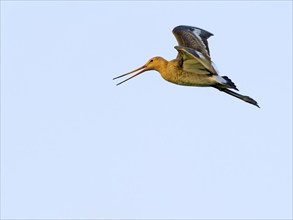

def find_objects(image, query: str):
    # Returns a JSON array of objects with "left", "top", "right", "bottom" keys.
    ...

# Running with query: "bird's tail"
[
  {"left": 222, "top": 76, "right": 238, "bottom": 90},
  {"left": 215, "top": 87, "right": 260, "bottom": 108},
  {"left": 214, "top": 75, "right": 238, "bottom": 90}
]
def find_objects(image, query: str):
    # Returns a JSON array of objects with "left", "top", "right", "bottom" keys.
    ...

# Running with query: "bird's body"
[
  {"left": 113, "top": 25, "right": 259, "bottom": 107},
  {"left": 148, "top": 57, "right": 222, "bottom": 87}
]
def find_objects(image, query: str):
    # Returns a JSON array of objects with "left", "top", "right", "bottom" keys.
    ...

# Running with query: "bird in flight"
[{"left": 113, "top": 25, "right": 259, "bottom": 107}]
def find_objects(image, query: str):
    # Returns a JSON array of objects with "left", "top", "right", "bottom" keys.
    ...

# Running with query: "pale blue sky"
[{"left": 1, "top": 1, "right": 292, "bottom": 219}]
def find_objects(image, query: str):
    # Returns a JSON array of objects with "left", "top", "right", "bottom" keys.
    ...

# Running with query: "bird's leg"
[{"left": 214, "top": 87, "right": 259, "bottom": 108}]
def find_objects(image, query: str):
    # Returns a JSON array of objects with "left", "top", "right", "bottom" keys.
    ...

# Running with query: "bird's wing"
[
  {"left": 172, "top": 25, "right": 213, "bottom": 57},
  {"left": 175, "top": 46, "right": 218, "bottom": 75}
]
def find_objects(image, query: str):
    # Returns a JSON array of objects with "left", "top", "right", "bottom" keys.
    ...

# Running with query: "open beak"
[{"left": 113, "top": 65, "right": 147, "bottom": 86}]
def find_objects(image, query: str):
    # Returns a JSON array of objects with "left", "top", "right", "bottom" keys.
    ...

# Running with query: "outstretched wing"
[
  {"left": 172, "top": 25, "right": 213, "bottom": 57},
  {"left": 175, "top": 46, "right": 218, "bottom": 75}
]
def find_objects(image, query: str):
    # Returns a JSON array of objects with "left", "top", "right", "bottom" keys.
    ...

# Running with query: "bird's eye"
[{"left": 150, "top": 59, "right": 153, "bottom": 62}]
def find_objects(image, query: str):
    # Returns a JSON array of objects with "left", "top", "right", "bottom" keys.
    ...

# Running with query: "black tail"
[
  {"left": 222, "top": 76, "right": 238, "bottom": 91},
  {"left": 215, "top": 87, "right": 260, "bottom": 108}
]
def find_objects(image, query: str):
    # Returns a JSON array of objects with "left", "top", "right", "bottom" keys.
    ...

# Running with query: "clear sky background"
[{"left": 1, "top": 1, "right": 292, "bottom": 219}]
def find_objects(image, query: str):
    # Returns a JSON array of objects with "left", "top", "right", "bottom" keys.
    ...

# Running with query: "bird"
[{"left": 113, "top": 25, "right": 259, "bottom": 108}]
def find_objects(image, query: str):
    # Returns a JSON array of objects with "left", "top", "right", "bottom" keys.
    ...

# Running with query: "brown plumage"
[{"left": 113, "top": 25, "right": 259, "bottom": 108}]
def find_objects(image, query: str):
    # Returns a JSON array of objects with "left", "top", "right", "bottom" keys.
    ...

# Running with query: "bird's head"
[
  {"left": 113, "top": 56, "right": 167, "bottom": 86},
  {"left": 144, "top": 56, "right": 167, "bottom": 71}
]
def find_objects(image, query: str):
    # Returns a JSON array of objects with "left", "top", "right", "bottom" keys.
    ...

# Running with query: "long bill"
[{"left": 113, "top": 65, "right": 147, "bottom": 86}]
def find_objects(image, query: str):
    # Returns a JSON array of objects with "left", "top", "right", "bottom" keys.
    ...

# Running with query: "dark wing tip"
[
  {"left": 172, "top": 25, "right": 214, "bottom": 56},
  {"left": 173, "top": 25, "right": 214, "bottom": 38}
]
